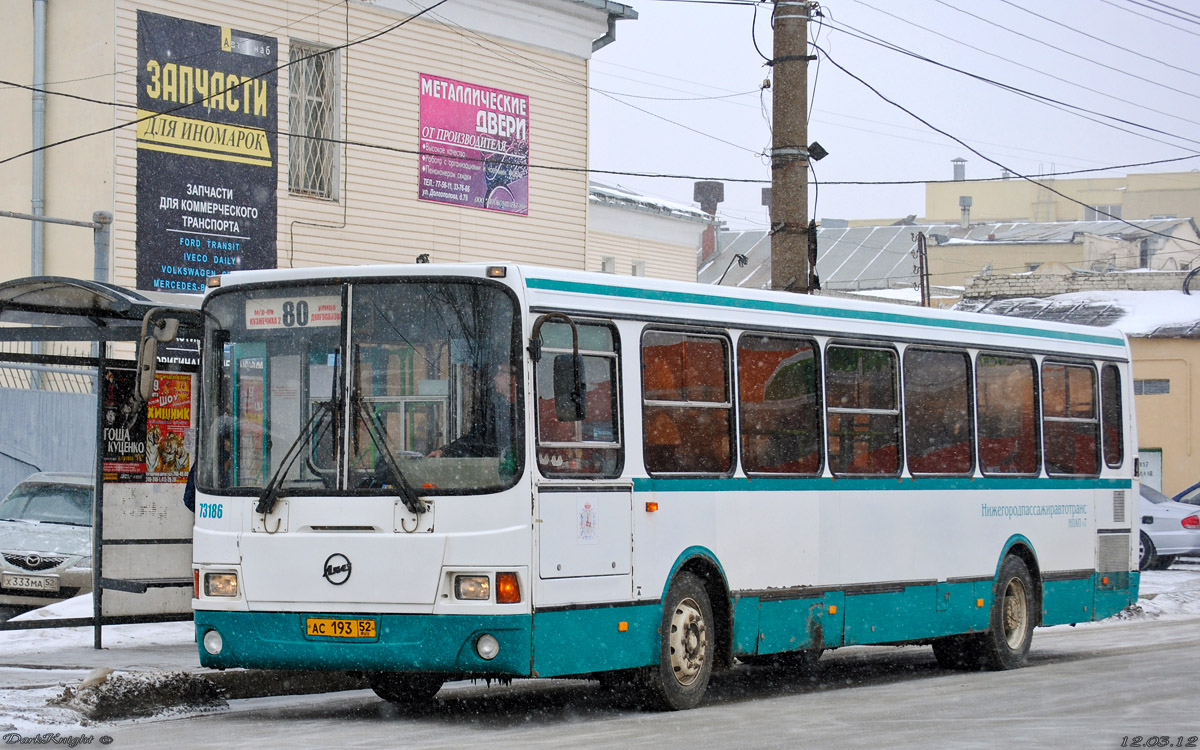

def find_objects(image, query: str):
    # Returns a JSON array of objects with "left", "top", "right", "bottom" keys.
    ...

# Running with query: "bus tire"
[
  {"left": 978, "top": 555, "right": 1036, "bottom": 670},
  {"left": 368, "top": 672, "right": 444, "bottom": 705},
  {"left": 640, "top": 572, "right": 714, "bottom": 711}
]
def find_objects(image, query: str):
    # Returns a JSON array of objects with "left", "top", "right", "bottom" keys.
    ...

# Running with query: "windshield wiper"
[
  {"left": 255, "top": 400, "right": 334, "bottom": 515},
  {"left": 351, "top": 395, "right": 427, "bottom": 516}
]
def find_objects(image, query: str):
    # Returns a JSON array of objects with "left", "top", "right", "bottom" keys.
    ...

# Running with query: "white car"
[
  {"left": 0, "top": 472, "right": 94, "bottom": 610},
  {"left": 1140, "top": 484, "right": 1200, "bottom": 570}
]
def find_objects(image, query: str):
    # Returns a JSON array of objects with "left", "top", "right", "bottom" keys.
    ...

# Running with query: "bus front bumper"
[{"left": 194, "top": 610, "right": 533, "bottom": 676}]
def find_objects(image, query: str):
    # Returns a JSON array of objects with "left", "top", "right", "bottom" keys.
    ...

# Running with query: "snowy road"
[{"left": 4, "top": 565, "right": 1200, "bottom": 748}]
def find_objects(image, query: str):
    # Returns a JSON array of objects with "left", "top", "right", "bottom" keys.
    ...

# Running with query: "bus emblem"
[{"left": 322, "top": 553, "right": 352, "bottom": 585}]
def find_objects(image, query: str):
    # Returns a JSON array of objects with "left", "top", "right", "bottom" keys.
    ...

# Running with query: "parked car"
[
  {"left": 1174, "top": 480, "right": 1200, "bottom": 507},
  {"left": 1140, "top": 483, "right": 1200, "bottom": 570},
  {"left": 0, "top": 472, "right": 94, "bottom": 610}
]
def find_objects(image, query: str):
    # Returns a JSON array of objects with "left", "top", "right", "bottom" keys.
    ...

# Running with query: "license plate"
[
  {"left": 1, "top": 573, "right": 60, "bottom": 592},
  {"left": 305, "top": 617, "right": 376, "bottom": 639}
]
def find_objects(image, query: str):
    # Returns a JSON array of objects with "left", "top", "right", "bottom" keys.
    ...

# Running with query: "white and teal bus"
[{"left": 187, "top": 263, "right": 1138, "bottom": 710}]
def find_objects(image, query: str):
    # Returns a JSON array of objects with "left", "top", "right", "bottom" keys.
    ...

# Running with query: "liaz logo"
[{"left": 322, "top": 553, "right": 351, "bottom": 585}]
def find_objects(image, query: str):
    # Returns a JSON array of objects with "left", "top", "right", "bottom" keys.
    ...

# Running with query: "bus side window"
[
  {"left": 1101, "top": 363, "right": 1124, "bottom": 468},
  {"left": 825, "top": 345, "right": 900, "bottom": 476},
  {"left": 976, "top": 354, "right": 1040, "bottom": 476},
  {"left": 904, "top": 348, "right": 974, "bottom": 475},
  {"left": 642, "top": 330, "right": 733, "bottom": 475},
  {"left": 534, "top": 319, "right": 622, "bottom": 478},
  {"left": 737, "top": 334, "right": 823, "bottom": 475},
  {"left": 1042, "top": 362, "right": 1100, "bottom": 477}
]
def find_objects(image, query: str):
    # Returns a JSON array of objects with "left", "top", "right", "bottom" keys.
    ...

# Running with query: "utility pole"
[{"left": 770, "top": 1, "right": 814, "bottom": 294}]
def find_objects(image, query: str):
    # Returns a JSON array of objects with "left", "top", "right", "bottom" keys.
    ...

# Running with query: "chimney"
[
  {"left": 959, "top": 195, "right": 973, "bottom": 228},
  {"left": 952, "top": 157, "right": 967, "bottom": 182},
  {"left": 694, "top": 181, "right": 724, "bottom": 263}
]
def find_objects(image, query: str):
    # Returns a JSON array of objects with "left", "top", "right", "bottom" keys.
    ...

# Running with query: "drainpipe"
[{"left": 32, "top": 0, "right": 47, "bottom": 277}]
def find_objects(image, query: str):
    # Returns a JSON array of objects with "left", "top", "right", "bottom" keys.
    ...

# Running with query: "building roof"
[
  {"left": 589, "top": 181, "right": 710, "bottom": 223},
  {"left": 955, "top": 290, "right": 1200, "bottom": 339},
  {"left": 700, "top": 218, "right": 1200, "bottom": 291}
]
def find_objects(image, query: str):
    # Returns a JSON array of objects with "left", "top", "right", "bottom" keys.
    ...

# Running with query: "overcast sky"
[{"left": 588, "top": 0, "right": 1200, "bottom": 230}]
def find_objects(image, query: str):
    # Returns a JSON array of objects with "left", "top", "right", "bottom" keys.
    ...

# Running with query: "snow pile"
[{"left": 50, "top": 669, "right": 226, "bottom": 721}]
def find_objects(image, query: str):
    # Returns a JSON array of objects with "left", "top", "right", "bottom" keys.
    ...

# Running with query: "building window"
[
  {"left": 289, "top": 42, "right": 339, "bottom": 200},
  {"left": 1084, "top": 204, "right": 1121, "bottom": 221},
  {"left": 1133, "top": 379, "right": 1170, "bottom": 395}
]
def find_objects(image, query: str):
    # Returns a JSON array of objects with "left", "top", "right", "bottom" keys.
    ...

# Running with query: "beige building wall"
[
  {"left": 586, "top": 202, "right": 705, "bottom": 282},
  {"left": 1129, "top": 337, "right": 1199, "bottom": 497},
  {"left": 1, "top": 0, "right": 615, "bottom": 288},
  {"left": 926, "top": 171, "right": 1200, "bottom": 225}
]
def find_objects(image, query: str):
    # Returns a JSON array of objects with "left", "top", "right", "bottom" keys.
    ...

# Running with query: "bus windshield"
[{"left": 199, "top": 279, "right": 521, "bottom": 496}]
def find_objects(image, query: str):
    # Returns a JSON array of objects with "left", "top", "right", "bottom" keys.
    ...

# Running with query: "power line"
[
  {"left": 996, "top": 0, "right": 1200, "bottom": 84},
  {"left": 0, "top": 0, "right": 453, "bottom": 168},
  {"left": 849, "top": 0, "right": 1200, "bottom": 133},
  {"left": 811, "top": 41, "right": 1200, "bottom": 250},
  {"left": 928, "top": 0, "right": 1200, "bottom": 105}
]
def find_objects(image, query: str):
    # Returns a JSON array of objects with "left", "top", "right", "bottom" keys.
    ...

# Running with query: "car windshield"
[
  {"left": 0, "top": 482, "right": 93, "bottom": 526},
  {"left": 1141, "top": 484, "right": 1172, "bottom": 504}
]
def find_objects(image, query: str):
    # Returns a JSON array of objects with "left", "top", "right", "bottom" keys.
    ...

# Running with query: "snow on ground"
[{"left": 2, "top": 564, "right": 1200, "bottom": 729}]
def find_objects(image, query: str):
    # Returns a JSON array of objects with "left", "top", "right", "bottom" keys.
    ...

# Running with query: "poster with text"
[
  {"left": 102, "top": 369, "right": 147, "bottom": 483},
  {"left": 419, "top": 73, "right": 529, "bottom": 215},
  {"left": 146, "top": 372, "right": 193, "bottom": 484},
  {"left": 136, "top": 11, "right": 278, "bottom": 292}
]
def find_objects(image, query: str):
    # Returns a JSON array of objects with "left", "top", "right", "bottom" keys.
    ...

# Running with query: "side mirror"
[
  {"left": 552, "top": 353, "right": 586, "bottom": 422},
  {"left": 137, "top": 336, "right": 159, "bottom": 401},
  {"left": 136, "top": 312, "right": 180, "bottom": 402}
]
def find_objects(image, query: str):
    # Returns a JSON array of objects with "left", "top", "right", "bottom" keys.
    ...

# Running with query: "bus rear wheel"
[
  {"left": 639, "top": 572, "right": 714, "bottom": 711},
  {"left": 368, "top": 672, "right": 444, "bottom": 705},
  {"left": 979, "top": 555, "right": 1035, "bottom": 670}
]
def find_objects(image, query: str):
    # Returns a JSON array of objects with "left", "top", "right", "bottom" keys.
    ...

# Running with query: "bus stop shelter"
[{"left": 0, "top": 276, "right": 201, "bottom": 646}]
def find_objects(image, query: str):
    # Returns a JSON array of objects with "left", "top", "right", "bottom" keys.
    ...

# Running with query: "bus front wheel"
[
  {"left": 368, "top": 672, "right": 444, "bottom": 705},
  {"left": 640, "top": 572, "right": 714, "bottom": 711}
]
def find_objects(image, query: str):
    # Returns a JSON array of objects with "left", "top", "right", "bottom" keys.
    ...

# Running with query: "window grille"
[{"left": 288, "top": 42, "right": 339, "bottom": 200}]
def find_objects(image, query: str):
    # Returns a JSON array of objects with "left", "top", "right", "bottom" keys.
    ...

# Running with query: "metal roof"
[
  {"left": 955, "top": 294, "right": 1200, "bottom": 339},
  {"left": 700, "top": 218, "right": 1199, "bottom": 292}
]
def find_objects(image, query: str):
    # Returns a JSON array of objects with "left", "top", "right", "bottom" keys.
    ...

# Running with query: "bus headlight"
[
  {"left": 204, "top": 572, "right": 239, "bottom": 597},
  {"left": 454, "top": 575, "right": 490, "bottom": 600}
]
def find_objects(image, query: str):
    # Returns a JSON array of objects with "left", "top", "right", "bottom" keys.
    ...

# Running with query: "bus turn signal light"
[
  {"left": 645, "top": 501, "right": 659, "bottom": 512},
  {"left": 496, "top": 572, "right": 521, "bottom": 604}
]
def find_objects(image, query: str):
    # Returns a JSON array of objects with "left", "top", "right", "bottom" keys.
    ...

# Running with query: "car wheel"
[
  {"left": 1139, "top": 532, "right": 1157, "bottom": 571},
  {"left": 1152, "top": 555, "right": 1176, "bottom": 571}
]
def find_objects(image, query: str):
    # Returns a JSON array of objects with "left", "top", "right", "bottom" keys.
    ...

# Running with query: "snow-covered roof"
[
  {"left": 956, "top": 290, "right": 1200, "bottom": 338},
  {"left": 588, "top": 181, "right": 710, "bottom": 223}
]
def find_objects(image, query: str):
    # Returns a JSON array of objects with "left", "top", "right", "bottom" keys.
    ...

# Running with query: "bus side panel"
[
  {"left": 1041, "top": 575, "right": 1094, "bottom": 626},
  {"left": 756, "top": 596, "right": 824, "bottom": 654},
  {"left": 1094, "top": 571, "right": 1138, "bottom": 620},
  {"left": 530, "top": 605, "right": 659, "bottom": 677}
]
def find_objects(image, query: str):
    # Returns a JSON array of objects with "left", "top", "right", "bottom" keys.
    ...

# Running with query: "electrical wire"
[
  {"left": 0, "top": 0, "right": 454, "bottom": 167},
  {"left": 811, "top": 41, "right": 1200, "bottom": 250},
  {"left": 996, "top": 0, "right": 1200, "bottom": 84}
]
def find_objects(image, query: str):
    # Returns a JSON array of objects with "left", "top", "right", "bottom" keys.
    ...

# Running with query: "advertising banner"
[
  {"left": 102, "top": 368, "right": 194, "bottom": 484},
  {"left": 135, "top": 11, "right": 278, "bottom": 292},
  {"left": 419, "top": 73, "right": 530, "bottom": 215}
]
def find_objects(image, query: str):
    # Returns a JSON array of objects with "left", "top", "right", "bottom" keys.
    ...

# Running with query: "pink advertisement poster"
[{"left": 418, "top": 73, "right": 529, "bottom": 215}]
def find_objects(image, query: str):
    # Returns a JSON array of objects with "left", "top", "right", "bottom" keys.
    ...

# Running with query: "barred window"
[{"left": 288, "top": 42, "right": 339, "bottom": 200}]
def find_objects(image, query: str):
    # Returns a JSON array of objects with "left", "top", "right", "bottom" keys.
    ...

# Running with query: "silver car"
[
  {"left": 0, "top": 472, "right": 94, "bottom": 610},
  {"left": 1140, "top": 483, "right": 1200, "bottom": 570}
]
